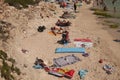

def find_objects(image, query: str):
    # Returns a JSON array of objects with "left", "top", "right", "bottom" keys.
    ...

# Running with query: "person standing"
[{"left": 74, "top": 2, "right": 77, "bottom": 12}]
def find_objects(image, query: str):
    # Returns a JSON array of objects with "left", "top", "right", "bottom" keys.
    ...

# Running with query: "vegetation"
[
  {"left": 109, "top": 24, "right": 119, "bottom": 28},
  {"left": 14, "top": 67, "right": 21, "bottom": 75},
  {"left": 8, "top": 58, "right": 16, "bottom": 64},
  {"left": 4, "top": 0, "right": 41, "bottom": 9},
  {"left": 0, "top": 50, "right": 21, "bottom": 80},
  {"left": 90, "top": 8, "right": 113, "bottom": 18},
  {"left": 0, "top": 28, "right": 9, "bottom": 42},
  {"left": 90, "top": 8, "right": 120, "bottom": 18},
  {"left": 103, "top": 20, "right": 119, "bottom": 28},
  {"left": 0, "top": 50, "right": 8, "bottom": 60},
  {"left": 93, "top": 11, "right": 113, "bottom": 18},
  {"left": 90, "top": 8, "right": 120, "bottom": 29},
  {"left": 90, "top": 8, "right": 104, "bottom": 12},
  {"left": 0, "top": 21, "right": 11, "bottom": 41},
  {"left": 1, "top": 61, "right": 14, "bottom": 80}
]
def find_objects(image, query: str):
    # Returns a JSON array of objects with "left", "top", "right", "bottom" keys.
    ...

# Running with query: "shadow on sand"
[
  {"left": 113, "top": 39, "right": 120, "bottom": 42},
  {"left": 117, "top": 30, "right": 120, "bottom": 32}
]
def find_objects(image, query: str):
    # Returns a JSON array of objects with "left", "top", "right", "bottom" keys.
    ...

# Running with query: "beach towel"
[
  {"left": 74, "top": 38, "right": 93, "bottom": 48},
  {"left": 103, "top": 64, "right": 113, "bottom": 74},
  {"left": 33, "top": 64, "right": 43, "bottom": 69},
  {"left": 48, "top": 70, "right": 64, "bottom": 77},
  {"left": 64, "top": 69, "right": 75, "bottom": 79},
  {"left": 53, "top": 54, "right": 80, "bottom": 67},
  {"left": 48, "top": 31, "right": 61, "bottom": 36},
  {"left": 48, "top": 68, "right": 67, "bottom": 77},
  {"left": 78, "top": 69, "right": 88, "bottom": 79},
  {"left": 55, "top": 47, "right": 85, "bottom": 53},
  {"left": 48, "top": 68, "right": 75, "bottom": 78}
]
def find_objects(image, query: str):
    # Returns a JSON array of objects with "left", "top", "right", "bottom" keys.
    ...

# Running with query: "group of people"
[
  {"left": 50, "top": 19, "right": 70, "bottom": 44},
  {"left": 51, "top": 26, "right": 63, "bottom": 36},
  {"left": 59, "top": 0, "right": 82, "bottom": 13},
  {"left": 50, "top": 26, "right": 70, "bottom": 44}
]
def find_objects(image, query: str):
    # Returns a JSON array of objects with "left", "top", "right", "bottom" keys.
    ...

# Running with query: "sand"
[{"left": 0, "top": 1, "right": 120, "bottom": 80}]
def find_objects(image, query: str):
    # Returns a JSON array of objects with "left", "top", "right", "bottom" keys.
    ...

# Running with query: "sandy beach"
[{"left": 0, "top": 1, "right": 120, "bottom": 80}]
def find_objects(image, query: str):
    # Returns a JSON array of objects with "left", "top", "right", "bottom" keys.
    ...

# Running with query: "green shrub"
[
  {"left": 109, "top": 24, "right": 119, "bottom": 28},
  {"left": 14, "top": 67, "right": 21, "bottom": 75},
  {"left": 0, "top": 51, "right": 21, "bottom": 80},
  {"left": 8, "top": 58, "right": 16, "bottom": 64},
  {"left": 90, "top": 8, "right": 104, "bottom": 12},
  {"left": 4, "top": 0, "right": 38, "bottom": 9},
  {"left": 11, "top": 64, "right": 15, "bottom": 72},
  {"left": 93, "top": 11, "right": 113, "bottom": 18},
  {"left": 1, "top": 61, "right": 14, "bottom": 80},
  {"left": 0, "top": 50, "right": 8, "bottom": 60}
]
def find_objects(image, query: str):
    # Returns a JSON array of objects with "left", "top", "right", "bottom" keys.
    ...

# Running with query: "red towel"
[{"left": 64, "top": 69, "right": 75, "bottom": 78}]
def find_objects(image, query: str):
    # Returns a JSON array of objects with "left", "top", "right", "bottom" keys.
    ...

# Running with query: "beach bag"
[{"left": 38, "top": 26, "right": 46, "bottom": 32}]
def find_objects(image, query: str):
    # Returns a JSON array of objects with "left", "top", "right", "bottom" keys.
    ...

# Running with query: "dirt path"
[{"left": 74, "top": 2, "right": 120, "bottom": 66}]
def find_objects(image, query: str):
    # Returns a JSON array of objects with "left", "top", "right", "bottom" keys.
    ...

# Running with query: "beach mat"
[
  {"left": 53, "top": 54, "right": 80, "bottom": 67},
  {"left": 55, "top": 48, "right": 85, "bottom": 53}
]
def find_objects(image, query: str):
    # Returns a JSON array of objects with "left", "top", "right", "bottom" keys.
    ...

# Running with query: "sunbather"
[
  {"left": 34, "top": 58, "right": 46, "bottom": 68},
  {"left": 56, "top": 19, "right": 71, "bottom": 26},
  {"left": 56, "top": 19, "right": 61, "bottom": 26},
  {"left": 51, "top": 27, "right": 56, "bottom": 36},
  {"left": 65, "top": 31, "right": 70, "bottom": 42},
  {"left": 57, "top": 30, "right": 70, "bottom": 44},
  {"left": 51, "top": 26, "right": 63, "bottom": 36}
]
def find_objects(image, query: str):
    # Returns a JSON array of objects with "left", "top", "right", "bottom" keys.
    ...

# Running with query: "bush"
[
  {"left": 4, "top": 0, "right": 38, "bottom": 9},
  {"left": 90, "top": 8, "right": 104, "bottom": 12},
  {"left": 0, "top": 50, "right": 8, "bottom": 60},
  {"left": 93, "top": 11, "right": 113, "bottom": 18},
  {"left": 0, "top": 51, "right": 21, "bottom": 80},
  {"left": 109, "top": 24, "right": 119, "bottom": 28},
  {"left": 14, "top": 67, "right": 21, "bottom": 75},
  {"left": 11, "top": 64, "right": 15, "bottom": 72},
  {"left": 0, "top": 21, "right": 10, "bottom": 41},
  {"left": 8, "top": 58, "right": 16, "bottom": 64},
  {"left": 1, "top": 61, "right": 14, "bottom": 80}
]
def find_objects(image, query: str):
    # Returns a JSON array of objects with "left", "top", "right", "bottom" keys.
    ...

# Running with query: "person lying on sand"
[
  {"left": 51, "top": 26, "right": 63, "bottom": 36},
  {"left": 56, "top": 19, "right": 71, "bottom": 26},
  {"left": 34, "top": 57, "right": 47, "bottom": 68}
]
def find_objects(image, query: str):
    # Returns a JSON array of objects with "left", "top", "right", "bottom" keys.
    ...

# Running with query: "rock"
[{"left": 23, "top": 64, "right": 27, "bottom": 68}]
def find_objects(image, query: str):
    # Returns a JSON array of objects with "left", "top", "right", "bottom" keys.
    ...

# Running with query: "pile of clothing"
[{"left": 37, "top": 25, "right": 46, "bottom": 32}]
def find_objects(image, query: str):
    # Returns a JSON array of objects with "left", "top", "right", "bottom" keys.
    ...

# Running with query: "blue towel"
[
  {"left": 78, "top": 69, "right": 88, "bottom": 79},
  {"left": 55, "top": 48, "right": 85, "bottom": 53},
  {"left": 33, "top": 64, "right": 43, "bottom": 69}
]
